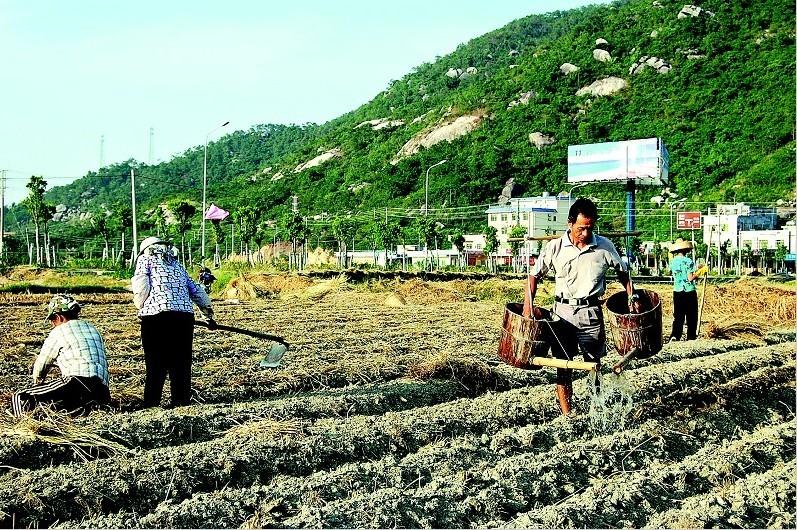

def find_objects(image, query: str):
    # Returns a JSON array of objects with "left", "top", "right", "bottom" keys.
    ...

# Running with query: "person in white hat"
[
  {"left": 11, "top": 294, "right": 110, "bottom": 416},
  {"left": 668, "top": 238, "right": 707, "bottom": 342},
  {"left": 132, "top": 236, "right": 213, "bottom": 408}
]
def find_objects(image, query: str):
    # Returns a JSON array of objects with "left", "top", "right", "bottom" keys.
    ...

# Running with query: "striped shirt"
[
  {"left": 533, "top": 232, "right": 626, "bottom": 299},
  {"left": 34, "top": 319, "right": 109, "bottom": 385},
  {"left": 132, "top": 249, "right": 211, "bottom": 317}
]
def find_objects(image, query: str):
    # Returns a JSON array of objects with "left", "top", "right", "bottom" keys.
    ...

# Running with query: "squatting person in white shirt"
[
  {"left": 132, "top": 236, "right": 213, "bottom": 408},
  {"left": 11, "top": 294, "right": 110, "bottom": 416}
]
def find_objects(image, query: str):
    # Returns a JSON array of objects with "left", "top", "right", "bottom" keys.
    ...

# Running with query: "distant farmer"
[
  {"left": 668, "top": 238, "right": 707, "bottom": 342},
  {"left": 132, "top": 236, "right": 214, "bottom": 408},
  {"left": 523, "top": 198, "right": 638, "bottom": 415},
  {"left": 11, "top": 294, "right": 110, "bottom": 417},
  {"left": 198, "top": 266, "right": 216, "bottom": 294}
]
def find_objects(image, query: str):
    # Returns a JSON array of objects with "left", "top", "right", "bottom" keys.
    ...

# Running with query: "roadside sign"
[
  {"left": 785, "top": 253, "right": 796, "bottom": 261},
  {"left": 677, "top": 211, "right": 701, "bottom": 230}
]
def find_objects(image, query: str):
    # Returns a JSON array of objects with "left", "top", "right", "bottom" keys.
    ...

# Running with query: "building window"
[
  {"left": 760, "top": 241, "right": 769, "bottom": 250},
  {"left": 553, "top": 216, "right": 556, "bottom": 222},
  {"left": 490, "top": 214, "right": 497, "bottom": 222},
  {"left": 501, "top": 214, "right": 507, "bottom": 222},
  {"left": 501, "top": 227, "right": 507, "bottom": 235},
  {"left": 476, "top": 243, "right": 482, "bottom": 250},
  {"left": 521, "top": 213, "right": 527, "bottom": 221},
  {"left": 465, "top": 243, "right": 473, "bottom": 250}
]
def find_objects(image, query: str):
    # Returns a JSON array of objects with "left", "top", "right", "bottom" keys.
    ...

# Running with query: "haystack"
[
  {"left": 300, "top": 274, "right": 348, "bottom": 300},
  {"left": 384, "top": 292, "right": 407, "bottom": 307}
]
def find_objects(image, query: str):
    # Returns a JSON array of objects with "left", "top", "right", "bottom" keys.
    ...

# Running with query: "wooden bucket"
[
  {"left": 497, "top": 303, "right": 553, "bottom": 369},
  {"left": 605, "top": 289, "right": 663, "bottom": 359}
]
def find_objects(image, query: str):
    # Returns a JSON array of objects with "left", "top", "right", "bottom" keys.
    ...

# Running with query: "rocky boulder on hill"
[
  {"left": 391, "top": 114, "right": 484, "bottom": 164},
  {"left": 678, "top": 4, "right": 715, "bottom": 18},
  {"left": 529, "top": 132, "right": 555, "bottom": 149},
  {"left": 629, "top": 56, "right": 672, "bottom": 75},
  {"left": 294, "top": 148, "right": 342, "bottom": 173},
  {"left": 593, "top": 49, "right": 612, "bottom": 63},
  {"left": 560, "top": 63, "right": 580, "bottom": 75},
  {"left": 497, "top": 177, "right": 515, "bottom": 205},
  {"left": 508, "top": 90, "right": 536, "bottom": 108},
  {"left": 576, "top": 76, "right": 628, "bottom": 97},
  {"left": 355, "top": 118, "right": 405, "bottom": 131}
]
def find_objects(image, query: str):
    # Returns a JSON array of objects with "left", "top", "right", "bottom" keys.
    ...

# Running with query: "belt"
[{"left": 555, "top": 295, "right": 601, "bottom": 306}]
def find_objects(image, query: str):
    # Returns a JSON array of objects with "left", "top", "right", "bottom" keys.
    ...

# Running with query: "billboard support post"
[{"left": 626, "top": 179, "right": 635, "bottom": 263}]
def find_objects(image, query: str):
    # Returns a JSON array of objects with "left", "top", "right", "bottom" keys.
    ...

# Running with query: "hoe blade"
[{"left": 259, "top": 342, "right": 288, "bottom": 369}]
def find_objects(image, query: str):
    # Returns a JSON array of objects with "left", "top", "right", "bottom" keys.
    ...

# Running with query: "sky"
[{"left": 0, "top": 0, "right": 601, "bottom": 205}]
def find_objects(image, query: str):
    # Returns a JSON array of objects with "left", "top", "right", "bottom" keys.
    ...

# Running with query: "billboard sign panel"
[
  {"left": 677, "top": 211, "right": 701, "bottom": 230},
  {"left": 567, "top": 138, "right": 669, "bottom": 186}
]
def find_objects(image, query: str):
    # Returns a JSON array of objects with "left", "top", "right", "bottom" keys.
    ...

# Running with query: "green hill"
[{"left": 20, "top": 0, "right": 797, "bottom": 256}]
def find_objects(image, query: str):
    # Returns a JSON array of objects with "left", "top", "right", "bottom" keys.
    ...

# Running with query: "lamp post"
[
  {"left": 668, "top": 200, "right": 685, "bottom": 241},
  {"left": 424, "top": 159, "right": 448, "bottom": 216},
  {"left": 568, "top": 182, "right": 589, "bottom": 207},
  {"left": 201, "top": 120, "right": 230, "bottom": 261},
  {"left": 423, "top": 159, "right": 447, "bottom": 271}
]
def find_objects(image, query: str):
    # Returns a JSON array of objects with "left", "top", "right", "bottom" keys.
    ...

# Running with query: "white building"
[
  {"left": 702, "top": 204, "right": 777, "bottom": 248},
  {"left": 486, "top": 192, "right": 571, "bottom": 252},
  {"left": 739, "top": 224, "right": 797, "bottom": 253}
]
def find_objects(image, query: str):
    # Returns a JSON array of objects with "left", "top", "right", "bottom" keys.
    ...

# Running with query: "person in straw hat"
[
  {"left": 523, "top": 198, "right": 640, "bottom": 415},
  {"left": 668, "top": 238, "right": 707, "bottom": 342},
  {"left": 132, "top": 236, "right": 214, "bottom": 408},
  {"left": 11, "top": 294, "right": 110, "bottom": 416}
]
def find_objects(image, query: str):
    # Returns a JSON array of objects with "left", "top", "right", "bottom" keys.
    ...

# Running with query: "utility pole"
[
  {"left": 148, "top": 127, "right": 155, "bottom": 165},
  {"left": 130, "top": 168, "right": 138, "bottom": 264},
  {"left": 99, "top": 135, "right": 105, "bottom": 171},
  {"left": 0, "top": 170, "right": 5, "bottom": 258}
]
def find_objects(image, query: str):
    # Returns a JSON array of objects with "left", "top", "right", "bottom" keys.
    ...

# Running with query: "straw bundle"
[
  {"left": 300, "top": 274, "right": 348, "bottom": 300},
  {"left": 384, "top": 292, "right": 407, "bottom": 307},
  {"left": 407, "top": 352, "right": 493, "bottom": 389},
  {"left": 704, "top": 318, "right": 765, "bottom": 341},
  {"left": 0, "top": 407, "right": 129, "bottom": 461}
]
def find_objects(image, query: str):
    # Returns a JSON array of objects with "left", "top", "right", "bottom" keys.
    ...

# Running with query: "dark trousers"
[
  {"left": 671, "top": 290, "right": 699, "bottom": 340},
  {"left": 141, "top": 311, "right": 195, "bottom": 407},
  {"left": 12, "top": 375, "right": 110, "bottom": 417}
]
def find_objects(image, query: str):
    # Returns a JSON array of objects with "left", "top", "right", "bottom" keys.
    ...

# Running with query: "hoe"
[{"left": 194, "top": 319, "right": 289, "bottom": 368}]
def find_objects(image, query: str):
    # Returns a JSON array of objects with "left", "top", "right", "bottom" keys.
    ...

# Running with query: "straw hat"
[
  {"left": 669, "top": 238, "right": 693, "bottom": 253},
  {"left": 138, "top": 236, "right": 169, "bottom": 256}
]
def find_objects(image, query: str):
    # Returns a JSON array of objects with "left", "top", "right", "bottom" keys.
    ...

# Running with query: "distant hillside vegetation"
[{"left": 30, "top": 0, "right": 797, "bottom": 251}]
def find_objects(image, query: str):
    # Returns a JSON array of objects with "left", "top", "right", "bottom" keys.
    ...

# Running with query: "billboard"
[
  {"left": 567, "top": 138, "right": 669, "bottom": 186},
  {"left": 677, "top": 211, "right": 701, "bottom": 230}
]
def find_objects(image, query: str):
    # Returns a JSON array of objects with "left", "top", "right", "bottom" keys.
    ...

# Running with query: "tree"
[
  {"left": 169, "top": 200, "right": 197, "bottom": 263},
  {"left": 280, "top": 211, "right": 308, "bottom": 270},
  {"left": 21, "top": 176, "right": 49, "bottom": 265},
  {"left": 233, "top": 206, "right": 258, "bottom": 265},
  {"left": 483, "top": 225, "right": 499, "bottom": 273},
  {"left": 331, "top": 216, "right": 356, "bottom": 268},
  {"left": 450, "top": 229, "right": 466, "bottom": 270},
  {"left": 774, "top": 241, "right": 788, "bottom": 273},
  {"left": 111, "top": 203, "right": 133, "bottom": 264},
  {"left": 149, "top": 206, "right": 168, "bottom": 238},
  {"left": 415, "top": 216, "right": 439, "bottom": 271},
  {"left": 508, "top": 224, "right": 527, "bottom": 273},
  {"left": 376, "top": 219, "right": 401, "bottom": 269},
  {"left": 90, "top": 211, "right": 113, "bottom": 262}
]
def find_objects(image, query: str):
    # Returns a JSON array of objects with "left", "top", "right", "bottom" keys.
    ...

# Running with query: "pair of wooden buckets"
[{"left": 497, "top": 289, "right": 662, "bottom": 372}]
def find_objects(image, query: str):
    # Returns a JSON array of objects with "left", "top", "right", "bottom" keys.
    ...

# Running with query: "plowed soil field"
[{"left": 0, "top": 276, "right": 794, "bottom": 528}]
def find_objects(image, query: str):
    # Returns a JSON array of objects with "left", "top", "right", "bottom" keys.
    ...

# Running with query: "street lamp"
[
  {"left": 668, "top": 199, "right": 686, "bottom": 241},
  {"left": 423, "top": 159, "right": 447, "bottom": 271},
  {"left": 568, "top": 182, "right": 589, "bottom": 207},
  {"left": 424, "top": 159, "right": 448, "bottom": 216},
  {"left": 201, "top": 120, "right": 230, "bottom": 260}
]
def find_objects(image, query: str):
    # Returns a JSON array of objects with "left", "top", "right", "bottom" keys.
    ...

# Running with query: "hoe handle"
[{"left": 194, "top": 320, "right": 289, "bottom": 347}]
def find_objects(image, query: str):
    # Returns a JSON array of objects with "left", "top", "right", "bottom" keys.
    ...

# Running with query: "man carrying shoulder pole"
[{"left": 523, "top": 198, "right": 639, "bottom": 415}]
